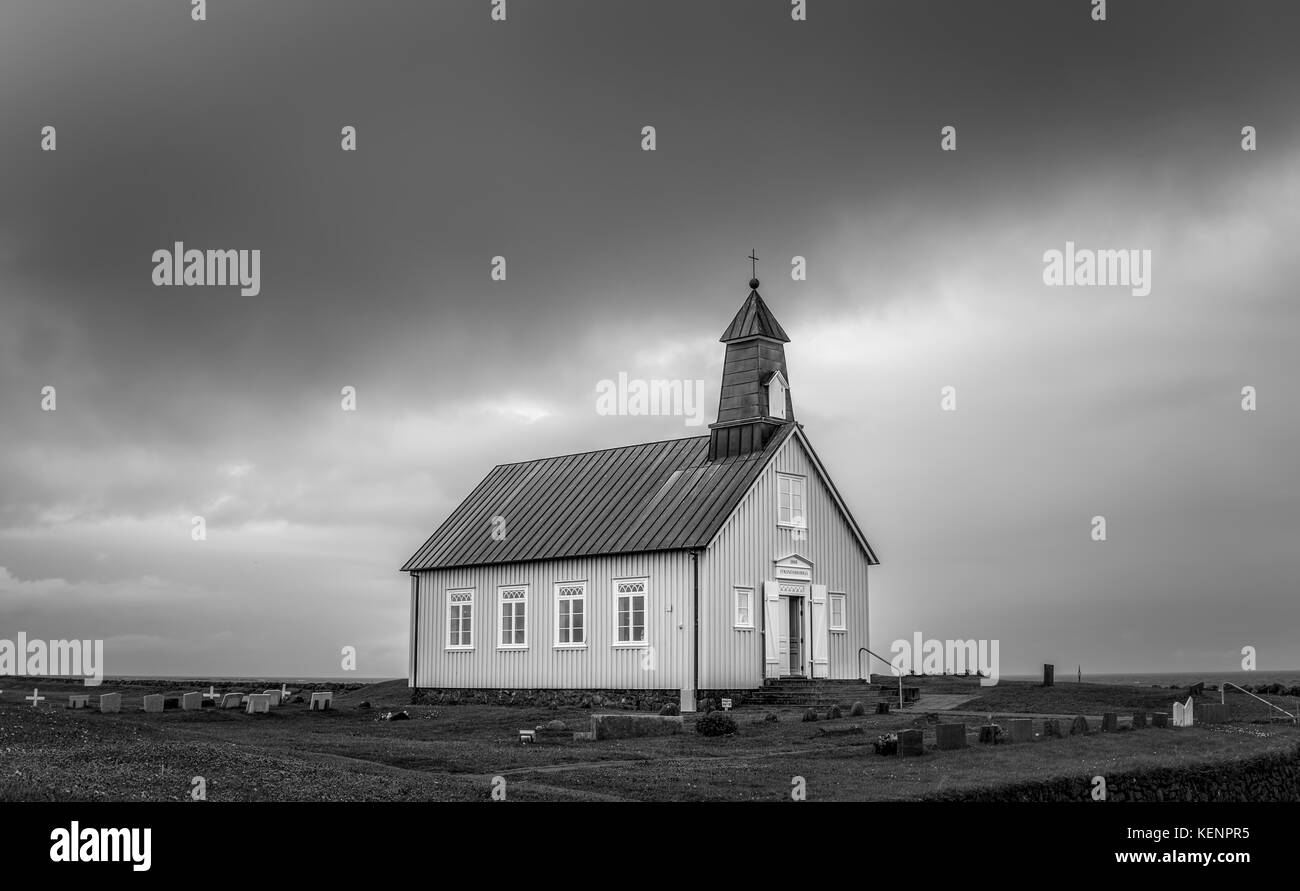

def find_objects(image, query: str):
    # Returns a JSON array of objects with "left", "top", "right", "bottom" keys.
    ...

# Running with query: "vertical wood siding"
[
  {"left": 411, "top": 551, "right": 693, "bottom": 690},
  {"left": 698, "top": 434, "right": 872, "bottom": 688}
]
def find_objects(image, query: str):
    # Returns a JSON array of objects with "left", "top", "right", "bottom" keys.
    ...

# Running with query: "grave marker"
[
  {"left": 262, "top": 690, "right": 283, "bottom": 706},
  {"left": 182, "top": 692, "right": 204, "bottom": 711},
  {"left": 245, "top": 694, "right": 271, "bottom": 714},
  {"left": 898, "top": 728, "right": 924, "bottom": 756},
  {"left": 1152, "top": 712, "right": 1169, "bottom": 728},
  {"left": 1042, "top": 718, "right": 1063, "bottom": 738},
  {"left": 67, "top": 694, "right": 90, "bottom": 710},
  {"left": 935, "top": 723, "right": 967, "bottom": 750},
  {"left": 26, "top": 688, "right": 44, "bottom": 708},
  {"left": 1101, "top": 712, "right": 1118, "bottom": 732},
  {"left": 309, "top": 691, "right": 333, "bottom": 711},
  {"left": 1070, "top": 715, "right": 1089, "bottom": 735},
  {"left": 220, "top": 693, "right": 244, "bottom": 709},
  {"left": 1131, "top": 711, "right": 1148, "bottom": 729},
  {"left": 1173, "top": 697, "right": 1193, "bottom": 727},
  {"left": 142, "top": 694, "right": 165, "bottom": 713},
  {"left": 1006, "top": 718, "right": 1033, "bottom": 743},
  {"left": 99, "top": 693, "right": 122, "bottom": 713},
  {"left": 1042, "top": 663, "right": 1054, "bottom": 686},
  {"left": 978, "top": 724, "right": 1000, "bottom": 744}
]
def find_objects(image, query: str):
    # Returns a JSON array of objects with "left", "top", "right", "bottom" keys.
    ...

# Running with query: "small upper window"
[
  {"left": 767, "top": 372, "right": 788, "bottom": 420},
  {"left": 777, "top": 473, "right": 806, "bottom": 527},
  {"left": 829, "top": 593, "right": 846, "bottom": 631},
  {"left": 734, "top": 587, "right": 754, "bottom": 629}
]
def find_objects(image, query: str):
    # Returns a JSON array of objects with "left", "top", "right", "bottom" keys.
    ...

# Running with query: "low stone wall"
[
  {"left": 410, "top": 687, "right": 682, "bottom": 711},
  {"left": 925, "top": 743, "right": 1300, "bottom": 802}
]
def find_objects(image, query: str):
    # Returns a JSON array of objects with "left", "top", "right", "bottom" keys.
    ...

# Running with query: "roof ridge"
[{"left": 489, "top": 432, "right": 709, "bottom": 470}]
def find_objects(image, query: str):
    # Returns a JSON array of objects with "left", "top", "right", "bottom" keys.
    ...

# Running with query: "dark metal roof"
[
  {"left": 401, "top": 423, "right": 800, "bottom": 571},
  {"left": 720, "top": 288, "right": 790, "bottom": 343}
]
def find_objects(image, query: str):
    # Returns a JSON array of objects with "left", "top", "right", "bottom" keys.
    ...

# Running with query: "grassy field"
[{"left": 1, "top": 678, "right": 1296, "bottom": 802}]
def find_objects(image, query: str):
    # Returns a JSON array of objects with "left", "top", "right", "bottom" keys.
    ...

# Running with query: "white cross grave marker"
[{"left": 27, "top": 688, "right": 45, "bottom": 707}]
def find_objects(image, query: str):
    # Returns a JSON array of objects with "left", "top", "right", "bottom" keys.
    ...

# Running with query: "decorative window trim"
[
  {"left": 613, "top": 577, "right": 648, "bottom": 647},
  {"left": 497, "top": 584, "right": 528, "bottom": 649},
  {"left": 734, "top": 586, "right": 755, "bottom": 629},
  {"left": 777, "top": 472, "right": 807, "bottom": 529},
  {"left": 829, "top": 592, "right": 847, "bottom": 631},
  {"left": 446, "top": 588, "right": 475, "bottom": 650},
  {"left": 554, "top": 581, "right": 588, "bottom": 649}
]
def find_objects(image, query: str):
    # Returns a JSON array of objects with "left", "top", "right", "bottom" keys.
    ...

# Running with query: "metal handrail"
[
  {"left": 1220, "top": 682, "right": 1298, "bottom": 723},
  {"left": 858, "top": 646, "right": 903, "bottom": 708}
]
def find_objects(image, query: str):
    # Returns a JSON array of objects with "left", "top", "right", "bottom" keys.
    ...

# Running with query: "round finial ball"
[{"left": 749, "top": 277, "right": 760, "bottom": 289}]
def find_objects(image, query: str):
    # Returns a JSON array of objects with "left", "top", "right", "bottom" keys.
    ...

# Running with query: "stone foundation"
[
  {"left": 410, "top": 687, "right": 760, "bottom": 711},
  {"left": 411, "top": 687, "right": 685, "bottom": 711}
]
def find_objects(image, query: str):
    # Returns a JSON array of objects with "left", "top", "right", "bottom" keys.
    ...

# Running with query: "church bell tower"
[{"left": 708, "top": 272, "right": 794, "bottom": 461}]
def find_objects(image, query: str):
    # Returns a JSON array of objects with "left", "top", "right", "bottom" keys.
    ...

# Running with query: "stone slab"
[
  {"left": 1070, "top": 715, "right": 1089, "bottom": 735},
  {"left": 1102, "top": 712, "right": 1118, "bottom": 732},
  {"left": 220, "top": 693, "right": 244, "bottom": 709},
  {"left": 142, "top": 694, "right": 164, "bottom": 713},
  {"left": 591, "top": 713, "right": 683, "bottom": 740},
  {"left": 1005, "top": 718, "right": 1033, "bottom": 743},
  {"left": 1131, "top": 711, "right": 1148, "bottom": 729},
  {"left": 67, "top": 694, "right": 90, "bottom": 709},
  {"left": 936, "top": 722, "right": 967, "bottom": 750},
  {"left": 99, "top": 693, "right": 121, "bottom": 713},
  {"left": 1198, "top": 703, "right": 1230, "bottom": 724},
  {"left": 262, "top": 690, "right": 283, "bottom": 706},
  {"left": 309, "top": 691, "right": 333, "bottom": 711},
  {"left": 181, "top": 692, "right": 204, "bottom": 711},
  {"left": 898, "top": 728, "right": 924, "bottom": 756},
  {"left": 245, "top": 693, "right": 271, "bottom": 714}
]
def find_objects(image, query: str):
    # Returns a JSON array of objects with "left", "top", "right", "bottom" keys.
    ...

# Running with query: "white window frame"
[
  {"left": 613, "top": 577, "right": 648, "bottom": 647},
  {"left": 829, "top": 592, "right": 847, "bottom": 631},
  {"left": 446, "top": 588, "right": 475, "bottom": 650},
  {"left": 734, "top": 586, "right": 755, "bottom": 629},
  {"left": 777, "top": 472, "right": 807, "bottom": 528},
  {"left": 497, "top": 584, "right": 528, "bottom": 649},
  {"left": 554, "top": 581, "right": 588, "bottom": 649},
  {"left": 768, "top": 373, "right": 787, "bottom": 420}
]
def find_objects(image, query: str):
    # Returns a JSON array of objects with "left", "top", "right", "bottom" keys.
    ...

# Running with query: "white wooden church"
[{"left": 402, "top": 275, "right": 879, "bottom": 709}]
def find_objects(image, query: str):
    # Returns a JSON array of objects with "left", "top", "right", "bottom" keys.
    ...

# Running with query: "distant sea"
[
  {"left": 96, "top": 676, "right": 400, "bottom": 684},
  {"left": 1003, "top": 670, "right": 1300, "bottom": 688}
]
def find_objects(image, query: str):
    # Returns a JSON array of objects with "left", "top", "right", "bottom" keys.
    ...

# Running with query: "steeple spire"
[{"left": 708, "top": 273, "right": 794, "bottom": 461}]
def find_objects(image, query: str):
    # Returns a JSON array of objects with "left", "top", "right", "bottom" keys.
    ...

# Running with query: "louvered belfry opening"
[{"left": 708, "top": 278, "right": 794, "bottom": 461}]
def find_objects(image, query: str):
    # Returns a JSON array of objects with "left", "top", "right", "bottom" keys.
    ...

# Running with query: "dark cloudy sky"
[{"left": 2, "top": 0, "right": 1297, "bottom": 678}]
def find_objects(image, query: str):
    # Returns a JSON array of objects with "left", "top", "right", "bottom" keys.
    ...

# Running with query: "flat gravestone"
[
  {"left": 181, "top": 692, "right": 204, "bottom": 711},
  {"left": 1006, "top": 718, "right": 1033, "bottom": 743},
  {"left": 1152, "top": 713, "right": 1169, "bottom": 728},
  {"left": 1131, "top": 711, "right": 1148, "bottom": 729},
  {"left": 1198, "top": 703, "right": 1230, "bottom": 724},
  {"left": 936, "top": 723, "right": 966, "bottom": 750},
  {"left": 309, "top": 691, "right": 333, "bottom": 711},
  {"left": 1101, "top": 712, "right": 1118, "bottom": 732},
  {"left": 67, "top": 694, "right": 90, "bottom": 709},
  {"left": 591, "top": 713, "right": 682, "bottom": 740},
  {"left": 262, "top": 690, "right": 283, "bottom": 706},
  {"left": 898, "top": 728, "right": 924, "bottom": 756},
  {"left": 99, "top": 693, "right": 122, "bottom": 713},
  {"left": 142, "top": 694, "right": 165, "bottom": 713},
  {"left": 245, "top": 694, "right": 271, "bottom": 715},
  {"left": 220, "top": 693, "right": 244, "bottom": 709},
  {"left": 1070, "top": 715, "right": 1089, "bottom": 735},
  {"left": 1042, "top": 718, "right": 1063, "bottom": 738}
]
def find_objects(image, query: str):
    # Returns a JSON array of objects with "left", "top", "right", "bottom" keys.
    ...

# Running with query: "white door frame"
[{"left": 778, "top": 581, "right": 809, "bottom": 677}]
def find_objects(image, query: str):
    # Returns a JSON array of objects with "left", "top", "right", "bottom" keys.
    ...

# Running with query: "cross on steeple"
[{"left": 748, "top": 249, "right": 759, "bottom": 280}]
